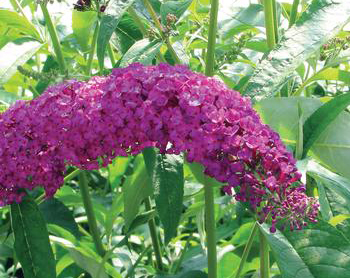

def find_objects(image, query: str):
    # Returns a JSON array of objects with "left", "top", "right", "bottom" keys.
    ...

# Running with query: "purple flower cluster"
[{"left": 0, "top": 63, "right": 318, "bottom": 231}]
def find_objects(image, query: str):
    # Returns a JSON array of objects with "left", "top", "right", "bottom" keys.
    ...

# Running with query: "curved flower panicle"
[{"left": 0, "top": 63, "right": 318, "bottom": 231}]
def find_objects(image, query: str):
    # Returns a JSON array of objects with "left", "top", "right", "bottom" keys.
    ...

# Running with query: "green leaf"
[
  {"left": 35, "top": 55, "right": 59, "bottom": 94},
  {"left": 0, "top": 9, "right": 41, "bottom": 41},
  {"left": 160, "top": 0, "right": 193, "bottom": 24},
  {"left": 254, "top": 97, "right": 350, "bottom": 180},
  {"left": 302, "top": 92, "right": 350, "bottom": 157},
  {"left": 152, "top": 153, "right": 184, "bottom": 244},
  {"left": 307, "top": 161, "right": 350, "bottom": 215},
  {"left": 218, "top": 4, "right": 265, "bottom": 39},
  {"left": 97, "top": 0, "right": 136, "bottom": 69},
  {"left": 112, "top": 13, "right": 143, "bottom": 54},
  {"left": 260, "top": 221, "right": 350, "bottom": 278},
  {"left": 119, "top": 38, "right": 162, "bottom": 67},
  {"left": 123, "top": 155, "right": 153, "bottom": 230},
  {"left": 0, "top": 41, "right": 42, "bottom": 86},
  {"left": 72, "top": 10, "right": 98, "bottom": 52},
  {"left": 244, "top": 0, "right": 350, "bottom": 100},
  {"left": 10, "top": 198, "right": 56, "bottom": 278},
  {"left": 39, "top": 198, "right": 81, "bottom": 239}
]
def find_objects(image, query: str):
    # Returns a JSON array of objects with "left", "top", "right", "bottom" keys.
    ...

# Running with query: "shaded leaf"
[
  {"left": 10, "top": 198, "right": 56, "bottom": 278},
  {"left": 39, "top": 198, "right": 81, "bottom": 239},
  {"left": 152, "top": 153, "right": 184, "bottom": 244}
]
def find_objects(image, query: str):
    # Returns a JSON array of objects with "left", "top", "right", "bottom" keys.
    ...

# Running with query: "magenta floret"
[{"left": 0, "top": 63, "right": 318, "bottom": 231}]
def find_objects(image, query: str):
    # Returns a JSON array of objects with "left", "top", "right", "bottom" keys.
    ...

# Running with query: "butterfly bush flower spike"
[{"left": 0, "top": 63, "right": 318, "bottom": 232}]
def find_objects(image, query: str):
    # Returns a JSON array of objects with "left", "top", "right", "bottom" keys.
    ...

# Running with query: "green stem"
[
  {"left": 234, "top": 222, "right": 258, "bottom": 278},
  {"left": 107, "top": 43, "right": 116, "bottom": 67},
  {"left": 142, "top": 0, "right": 181, "bottom": 64},
  {"left": 144, "top": 197, "right": 163, "bottom": 271},
  {"left": 79, "top": 171, "right": 106, "bottom": 257},
  {"left": 86, "top": 21, "right": 100, "bottom": 76},
  {"left": 259, "top": 230, "right": 270, "bottom": 278},
  {"left": 204, "top": 183, "right": 217, "bottom": 278},
  {"left": 289, "top": 0, "right": 300, "bottom": 28},
  {"left": 40, "top": 2, "right": 66, "bottom": 75},
  {"left": 203, "top": 0, "right": 219, "bottom": 275},
  {"left": 205, "top": 0, "right": 219, "bottom": 76},
  {"left": 263, "top": 0, "right": 276, "bottom": 50},
  {"left": 272, "top": 0, "right": 279, "bottom": 43}
]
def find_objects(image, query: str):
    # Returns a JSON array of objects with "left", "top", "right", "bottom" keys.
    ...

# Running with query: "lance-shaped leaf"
[
  {"left": 144, "top": 149, "right": 184, "bottom": 244},
  {"left": 97, "top": 0, "right": 135, "bottom": 69},
  {"left": 10, "top": 198, "right": 56, "bottom": 278},
  {"left": 244, "top": 0, "right": 350, "bottom": 100},
  {"left": 260, "top": 221, "right": 350, "bottom": 278},
  {"left": 302, "top": 92, "right": 350, "bottom": 158}
]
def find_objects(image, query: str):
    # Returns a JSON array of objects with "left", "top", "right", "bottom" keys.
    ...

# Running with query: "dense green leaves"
[
  {"left": 10, "top": 198, "right": 56, "bottom": 278},
  {"left": 97, "top": 0, "right": 136, "bottom": 69},
  {"left": 244, "top": 0, "right": 350, "bottom": 99},
  {"left": 302, "top": 92, "right": 350, "bottom": 158},
  {"left": 260, "top": 221, "right": 350, "bottom": 278}
]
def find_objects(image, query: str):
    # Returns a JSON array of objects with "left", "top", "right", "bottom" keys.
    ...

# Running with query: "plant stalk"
[
  {"left": 205, "top": 0, "right": 219, "bottom": 76},
  {"left": 289, "top": 0, "right": 300, "bottom": 28},
  {"left": 79, "top": 171, "right": 106, "bottom": 257},
  {"left": 272, "top": 0, "right": 279, "bottom": 43},
  {"left": 144, "top": 197, "right": 163, "bottom": 271},
  {"left": 40, "top": 2, "right": 66, "bottom": 75},
  {"left": 204, "top": 183, "right": 217, "bottom": 278},
  {"left": 234, "top": 222, "right": 258, "bottom": 278},
  {"left": 259, "top": 230, "right": 270, "bottom": 278},
  {"left": 142, "top": 0, "right": 181, "bottom": 64},
  {"left": 203, "top": 0, "right": 219, "bottom": 275},
  {"left": 263, "top": 0, "right": 276, "bottom": 50},
  {"left": 86, "top": 21, "right": 100, "bottom": 75}
]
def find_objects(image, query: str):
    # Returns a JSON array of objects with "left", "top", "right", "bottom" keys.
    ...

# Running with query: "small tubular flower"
[{"left": 0, "top": 63, "right": 318, "bottom": 231}]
